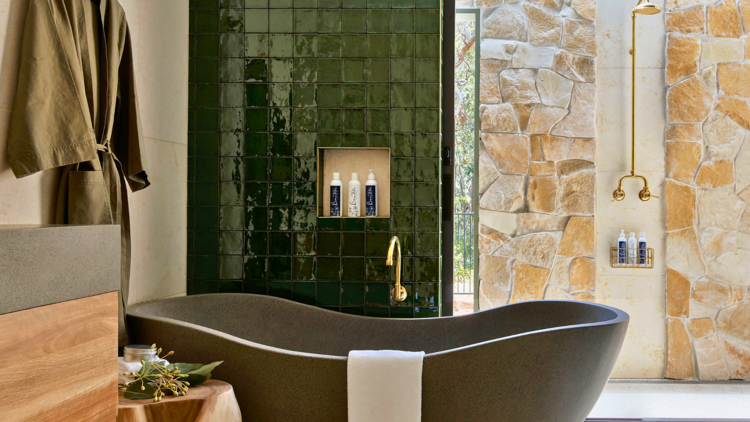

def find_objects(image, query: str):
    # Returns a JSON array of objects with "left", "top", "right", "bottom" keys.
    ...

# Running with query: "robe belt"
[{"left": 95, "top": 142, "right": 110, "bottom": 153}]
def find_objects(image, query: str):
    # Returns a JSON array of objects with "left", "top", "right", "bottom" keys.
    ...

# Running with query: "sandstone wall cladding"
[
  {"left": 665, "top": 0, "right": 750, "bottom": 380},
  {"left": 472, "top": 0, "right": 597, "bottom": 312}
]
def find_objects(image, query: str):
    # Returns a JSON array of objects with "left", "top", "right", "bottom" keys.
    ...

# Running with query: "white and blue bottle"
[
  {"left": 348, "top": 173, "right": 361, "bottom": 217},
  {"left": 639, "top": 231, "right": 648, "bottom": 265},
  {"left": 618, "top": 230, "right": 627, "bottom": 265},
  {"left": 365, "top": 169, "right": 377, "bottom": 217},
  {"left": 330, "top": 173, "right": 342, "bottom": 217},
  {"left": 628, "top": 232, "right": 637, "bottom": 265}
]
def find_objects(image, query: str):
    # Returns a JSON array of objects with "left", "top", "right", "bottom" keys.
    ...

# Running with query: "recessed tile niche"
[{"left": 318, "top": 148, "right": 390, "bottom": 218}]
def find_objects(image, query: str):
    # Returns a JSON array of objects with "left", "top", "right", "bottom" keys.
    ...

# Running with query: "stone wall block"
[
  {"left": 529, "top": 161, "right": 557, "bottom": 176},
  {"left": 666, "top": 124, "right": 703, "bottom": 141},
  {"left": 558, "top": 216, "right": 595, "bottom": 258},
  {"left": 483, "top": 133, "right": 530, "bottom": 175},
  {"left": 741, "top": 0, "right": 750, "bottom": 33},
  {"left": 479, "top": 255, "right": 513, "bottom": 290},
  {"left": 700, "top": 39, "right": 743, "bottom": 70},
  {"left": 537, "top": 69, "right": 574, "bottom": 108},
  {"left": 722, "top": 337, "right": 750, "bottom": 380},
  {"left": 717, "top": 302, "right": 750, "bottom": 342},
  {"left": 688, "top": 318, "right": 716, "bottom": 339},
  {"left": 527, "top": 0, "right": 563, "bottom": 11},
  {"left": 510, "top": 43, "right": 557, "bottom": 69},
  {"left": 708, "top": 250, "right": 750, "bottom": 285},
  {"left": 736, "top": 136, "right": 750, "bottom": 193},
  {"left": 695, "top": 160, "right": 735, "bottom": 188},
  {"left": 718, "top": 63, "right": 750, "bottom": 97},
  {"left": 548, "top": 255, "right": 572, "bottom": 291},
  {"left": 556, "top": 160, "right": 596, "bottom": 215},
  {"left": 667, "top": 268, "right": 692, "bottom": 318},
  {"left": 570, "top": 257, "right": 595, "bottom": 293},
  {"left": 480, "top": 175, "right": 527, "bottom": 213},
  {"left": 715, "top": 97, "right": 750, "bottom": 130},
  {"left": 703, "top": 111, "right": 745, "bottom": 160},
  {"left": 510, "top": 261, "right": 551, "bottom": 303},
  {"left": 528, "top": 176, "right": 559, "bottom": 213},
  {"left": 494, "top": 231, "right": 562, "bottom": 268},
  {"left": 694, "top": 335, "right": 731, "bottom": 380},
  {"left": 517, "top": 213, "right": 570, "bottom": 235},
  {"left": 481, "top": 39, "right": 517, "bottom": 62},
  {"left": 500, "top": 69, "right": 541, "bottom": 104},
  {"left": 513, "top": 104, "right": 534, "bottom": 132},
  {"left": 667, "top": 35, "right": 701, "bottom": 85},
  {"left": 707, "top": 0, "right": 743, "bottom": 38},
  {"left": 479, "top": 60, "right": 505, "bottom": 104},
  {"left": 692, "top": 276, "right": 734, "bottom": 307},
  {"left": 479, "top": 224, "right": 510, "bottom": 255},
  {"left": 482, "top": 3, "right": 528, "bottom": 41},
  {"left": 697, "top": 188, "right": 746, "bottom": 231},
  {"left": 527, "top": 105, "right": 570, "bottom": 134},
  {"left": 561, "top": 19, "right": 595, "bottom": 56},
  {"left": 667, "top": 229, "right": 707, "bottom": 281},
  {"left": 552, "top": 49, "right": 596, "bottom": 83},
  {"left": 666, "top": 318, "right": 695, "bottom": 379},
  {"left": 523, "top": 4, "right": 563, "bottom": 46},
  {"left": 541, "top": 135, "right": 595, "bottom": 162},
  {"left": 667, "top": 76, "right": 714, "bottom": 123},
  {"left": 667, "top": 7, "right": 706, "bottom": 34},
  {"left": 480, "top": 103, "right": 521, "bottom": 132},
  {"left": 666, "top": 141, "right": 702, "bottom": 185},
  {"left": 699, "top": 227, "right": 737, "bottom": 261},
  {"left": 570, "top": 0, "right": 595, "bottom": 21},
  {"left": 551, "top": 83, "right": 596, "bottom": 138},
  {"left": 479, "top": 147, "right": 500, "bottom": 195}
]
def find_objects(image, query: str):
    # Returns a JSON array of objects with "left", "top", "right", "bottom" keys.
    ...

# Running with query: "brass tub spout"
[
  {"left": 613, "top": 172, "right": 659, "bottom": 202},
  {"left": 386, "top": 236, "right": 407, "bottom": 302}
]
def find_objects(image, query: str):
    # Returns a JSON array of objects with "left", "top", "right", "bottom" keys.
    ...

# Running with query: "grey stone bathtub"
[{"left": 128, "top": 294, "right": 628, "bottom": 422}]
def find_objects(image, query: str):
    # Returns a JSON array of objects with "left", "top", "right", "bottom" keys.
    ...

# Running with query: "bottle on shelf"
[
  {"left": 628, "top": 232, "right": 637, "bottom": 265},
  {"left": 365, "top": 169, "right": 377, "bottom": 217},
  {"left": 618, "top": 230, "right": 627, "bottom": 265},
  {"left": 348, "top": 173, "right": 361, "bottom": 217},
  {"left": 639, "top": 231, "right": 648, "bottom": 265},
  {"left": 330, "top": 173, "right": 342, "bottom": 217}
]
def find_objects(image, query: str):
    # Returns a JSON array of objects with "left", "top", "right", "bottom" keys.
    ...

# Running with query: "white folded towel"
[{"left": 347, "top": 350, "right": 425, "bottom": 422}]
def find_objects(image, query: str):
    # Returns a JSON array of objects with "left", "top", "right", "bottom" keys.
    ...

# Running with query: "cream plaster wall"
[
  {"left": 0, "top": 0, "right": 188, "bottom": 306},
  {"left": 596, "top": 0, "right": 668, "bottom": 378}
]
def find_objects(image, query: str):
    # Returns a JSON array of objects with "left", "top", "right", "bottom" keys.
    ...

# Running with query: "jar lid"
[{"left": 123, "top": 344, "right": 157, "bottom": 362}]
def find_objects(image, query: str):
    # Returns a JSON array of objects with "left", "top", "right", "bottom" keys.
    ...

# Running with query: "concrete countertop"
[{"left": 0, "top": 225, "right": 120, "bottom": 315}]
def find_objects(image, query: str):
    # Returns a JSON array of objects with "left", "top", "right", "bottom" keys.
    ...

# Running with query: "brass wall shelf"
[{"left": 610, "top": 247, "right": 654, "bottom": 269}]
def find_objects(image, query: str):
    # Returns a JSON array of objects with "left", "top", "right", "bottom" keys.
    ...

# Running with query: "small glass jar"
[{"left": 123, "top": 344, "right": 157, "bottom": 363}]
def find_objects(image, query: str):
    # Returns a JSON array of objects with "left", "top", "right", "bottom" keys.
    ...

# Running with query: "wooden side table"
[{"left": 116, "top": 380, "right": 241, "bottom": 422}]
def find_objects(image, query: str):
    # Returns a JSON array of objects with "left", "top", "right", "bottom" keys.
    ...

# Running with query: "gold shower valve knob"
[{"left": 613, "top": 188, "right": 626, "bottom": 201}]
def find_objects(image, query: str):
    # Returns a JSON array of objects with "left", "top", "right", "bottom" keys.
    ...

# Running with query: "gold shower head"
[{"left": 633, "top": 0, "right": 662, "bottom": 15}]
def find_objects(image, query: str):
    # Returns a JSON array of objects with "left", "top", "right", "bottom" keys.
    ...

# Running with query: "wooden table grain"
[{"left": 116, "top": 380, "right": 241, "bottom": 422}]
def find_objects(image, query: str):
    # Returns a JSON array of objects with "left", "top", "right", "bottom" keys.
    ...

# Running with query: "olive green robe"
[{"left": 6, "top": 0, "right": 149, "bottom": 345}]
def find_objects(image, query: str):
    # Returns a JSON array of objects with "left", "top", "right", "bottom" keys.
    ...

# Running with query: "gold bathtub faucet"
[{"left": 386, "top": 236, "right": 407, "bottom": 302}]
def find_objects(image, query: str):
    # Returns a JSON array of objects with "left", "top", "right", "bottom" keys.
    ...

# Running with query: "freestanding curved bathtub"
[{"left": 128, "top": 294, "right": 628, "bottom": 422}]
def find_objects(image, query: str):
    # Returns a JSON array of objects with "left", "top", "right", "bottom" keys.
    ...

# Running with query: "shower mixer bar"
[{"left": 613, "top": 0, "right": 662, "bottom": 202}]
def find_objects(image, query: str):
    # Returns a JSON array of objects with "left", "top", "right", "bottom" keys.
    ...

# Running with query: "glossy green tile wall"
[{"left": 188, "top": 0, "right": 443, "bottom": 318}]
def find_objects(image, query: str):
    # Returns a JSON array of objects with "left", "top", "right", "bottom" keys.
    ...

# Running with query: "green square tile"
[
  {"left": 220, "top": 33, "right": 244, "bottom": 57},
  {"left": 197, "top": 133, "right": 220, "bottom": 156},
  {"left": 222, "top": 83, "right": 244, "bottom": 107},
  {"left": 319, "top": 109, "right": 343, "bottom": 132},
  {"left": 292, "top": 108, "right": 317, "bottom": 131},
  {"left": 415, "top": 58, "right": 440, "bottom": 82},
  {"left": 391, "top": 157, "right": 414, "bottom": 182},
  {"left": 343, "top": 85, "right": 366, "bottom": 108},
  {"left": 318, "top": 9, "right": 342, "bottom": 33},
  {"left": 366, "top": 59, "right": 389, "bottom": 82},
  {"left": 245, "top": 108, "right": 268, "bottom": 131},
  {"left": 318, "top": 217, "right": 342, "bottom": 231},
  {"left": 342, "top": 60, "right": 366, "bottom": 82},
  {"left": 244, "top": 206, "right": 268, "bottom": 230},
  {"left": 196, "top": 183, "right": 220, "bottom": 205},
  {"left": 318, "top": 133, "right": 342, "bottom": 147},
  {"left": 390, "top": 182, "right": 414, "bottom": 206},
  {"left": 196, "top": 34, "right": 220, "bottom": 57},
  {"left": 270, "top": 34, "right": 294, "bottom": 57},
  {"left": 245, "top": 58, "right": 268, "bottom": 82},
  {"left": 293, "top": 58, "right": 318, "bottom": 82},
  {"left": 391, "top": 207, "right": 414, "bottom": 230},
  {"left": 293, "top": 281, "right": 316, "bottom": 304},
  {"left": 294, "top": 0, "right": 317, "bottom": 6},
  {"left": 243, "top": 281, "right": 267, "bottom": 294},
  {"left": 220, "top": 181, "right": 244, "bottom": 205},
  {"left": 196, "top": 0, "right": 219, "bottom": 7},
  {"left": 269, "top": 257, "right": 292, "bottom": 279},
  {"left": 414, "top": 281, "right": 439, "bottom": 306},
  {"left": 342, "top": 232, "right": 365, "bottom": 255},
  {"left": 270, "top": 59, "right": 293, "bottom": 82},
  {"left": 295, "top": 133, "right": 317, "bottom": 156},
  {"left": 220, "top": 9, "right": 244, "bottom": 32},
  {"left": 391, "top": 84, "right": 415, "bottom": 107},
  {"left": 365, "top": 306, "right": 389, "bottom": 317},
  {"left": 221, "top": 0, "right": 243, "bottom": 7},
  {"left": 245, "top": 231, "right": 267, "bottom": 256},
  {"left": 195, "top": 10, "right": 219, "bottom": 33},
  {"left": 367, "top": 109, "right": 390, "bottom": 132},
  {"left": 221, "top": 58, "right": 244, "bottom": 82},
  {"left": 196, "top": 108, "right": 219, "bottom": 131},
  {"left": 319, "top": 0, "right": 342, "bottom": 7},
  {"left": 270, "top": 9, "right": 294, "bottom": 33},
  {"left": 317, "top": 257, "right": 342, "bottom": 280},
  {"left": 319, "top": 59, "right": 343, "bottom": 82},
  {"left": 390, "top": 34, "right": 415, "bottom": 57},
  {"left": 318, "top": 84, "right": 343, "bottom": 107},
  {"left": 192, "top": 280, "right": 218, "bottom": 294},
  {"left": 293, "top": 257, "right": 315, "bottom": 280},
  {"left": 196, "top": 59, "right": 219, "bottom": 82},
  {"left": 293, "top": 83, "right": 317, "bottom": 107},
  {"left": 368, "top": 0, "right": 390, "bottom": 7},
  {"left": 294, "top": 182, "right": 317, "bottom": 206},
  {"left": 194, "top": 256, "right": 218, "bottom": 280},
  {"left": 366, "top": 259, "right": 388, "bottom": 281},
  {"left": 244, "top": 182, "right": 269, "bottom": 206},
  {"left": 341, "top": 10, "right": 366, "bottom": 33},
  {"left": 415, "top": 182, "right": 439, "bottom": 207},
  {"left": 196, "top": 157, "right": 219, "bottom": 182},
  {"left": 295, "top": 232, "right": 316, "bottom": 255},
  {"left": 415, "top": 9, "right": 440, "bottom": 33},
  {"left": 343, "top": 133, "right": 365, "bottom": 147},
  {"left": 221, "top": 108, "right": 244, "bottom": 132},
  {"left": 393, "top": 0, "right": 415, "bottom": 7},
  {"left": 269, "top": 207, "right": 291, "bottom": 230},
  {"left": 245, "top": 0, "right": 268, "bottom": 7},
  {"left": 294, "top": 157, "right": 317, "bottom": 181},
  {"left": 268, "top": 0, "right": 292, "bottom": 6},
  {"left": 366, "top": 232, "right": 389, "bottom": 256},
  {"left": 343, "top": 0, "right": 366, "bottom": 6},
  {"left": 295, "top": 9, "right": 317, "bottom": 32},
  {"left": 390, "top": 304, "right": 413, "bottom": 317},
  {"left": 415, "top": 232, "right": 439, "bottom": 256},
  {"left": 342, "top": 257, "right": 365, "bottom": 280},
  {"left": 368, "top": 133, "right": 390, "bottom": 147},
  {"left": 269, "top": 280, "right": 292, "bottom": 299},
  {"left": 245, "top": 34, "right": 268, "bottom": 57},
  {"left": 221, "top": 157, "right": 244, "bottom": 181},
  {"left": 415, "top": 108, "right": 439, "bottom": 132},
  {"left": 391, "top": 108, "right": 414, "bottom": 133},
  {"left": 292, "top": 206, "right": 317, "bottom": 230},
  {"left": 366, "top": 218, "right": 390, "bottom": 232},
  {"left": 194, "top": 230, "right": 219, "bottom": 253},
  {"left": 416, "top": 83, "right": 440, "bottom": 107},
  {"left": 415, "top": 207, "right": 438, "bottom": 231},
  {"left": 391, "top": 9, "right": 414, "bottom": 33},
  {"left": 416, "top": 0, "right": 440, "bottom": 6},
  {"left": 245, "top": 83, "right": 268, "bottom": 107},
  {"left": 270, "top": 157, "right": 293, "bottom": 181},
  {"left": 416, "top": 34, "right": 440, "bottom": 58},
  {"left": 415, "top": 133, "right": 439, "bottom": 157},
  {"left": 243, "top": 256, "right": 266, "bottom": 280},
  {"left": 367, "top": 84, "right": 389, "bottom": 107},
  {"left": 368, "top": 34, "right": 390, "bottom": 57},
  {"left": 269, "top": 232, "right": 292, "bottom": 256},
  {"left": 270, "top": 83, "right": 292, "bottom": 107},
  {"left": 220, "top": 255, "right": 243, "bottom": 279},
  {"left": 415, "top": 257, "right": 439, "bottom": 281},
  {"left": 244, "top": 9, "right": 268, "bottom": 33},
  {"left": 391, "top": 58, "right": 414, "bottom": 83},
  {"left": 269, "top": 182, "right": 293, "bottom": 205},
  {"left": 342, "top": 35, "right": 366, "bottom": 57},
  {"left": 341, "top": 282, "right": 365, "bottom": 306},
  {"left": 271, "top": 133, "right": 294, "bottom": 156},
  {"left": 196, "top": 84, "right": 219, "bottom": 107},
  {"left": 316, "top": 282, "right": 340, "bottom": 306},
  {"left": 344, "top": 109, "right": 365, "bottom": 132},
  {"left": 294, "top": 34, "right": 317, "bottom": 57},
  {"left": 343, "top": 217, "right": 365, "bottom": 231},
  {"left": 317, "top": 232, "right": 341, "bottom": 256},
  {"left": 318, "top": 35, "right": 342, "bottom": 57},
  {"left": 367, "top": 10, "right": 390, "bottom": 33}
]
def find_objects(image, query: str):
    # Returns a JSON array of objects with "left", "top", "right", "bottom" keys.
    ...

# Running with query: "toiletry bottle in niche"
[
  {"left": 365, "top": 169, "right": 377, "bottom": 217},
  {"left": 330, "top": 173, "right": 342, "bottom": 217},
  {"left": 639, "top": 231, "right": 648, "bottom": 265},
  {"left": 628, "top": 232, "right": 637, "bottom": 265},
  {"left": 348, "top": 173, "right": 361, "bottom": 217},
  {"left": 618, "top": 230, "right": 627, "bottom": 265}
]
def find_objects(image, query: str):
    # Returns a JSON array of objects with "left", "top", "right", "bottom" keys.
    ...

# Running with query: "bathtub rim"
[{"left": 127, "top": 293, "right": 629, "bottom": 361}]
